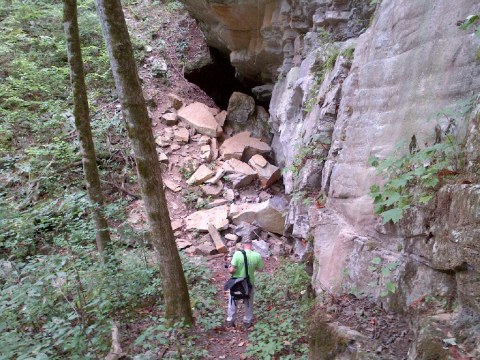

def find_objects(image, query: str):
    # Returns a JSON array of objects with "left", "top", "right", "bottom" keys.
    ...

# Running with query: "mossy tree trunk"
[
  {"left": 63, "top": 0, "right": 111, "bottom": 254},
  {"left": 94, "top": 0, "right": 193, "bottom": 324}
]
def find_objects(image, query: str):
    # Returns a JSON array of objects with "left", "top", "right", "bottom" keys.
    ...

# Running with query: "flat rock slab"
[
  {"left": 223, "top": 158, "right": 256, "bottom": 176},
  {"left": 186, "top": 205, "right": 230, "bottom": 232},
  {"left": 163, "top": 178, "right": 182, "bottom": 192},
  {"left": 193, "top": 242, "right": 217, "bottom": 256},
  {"left": 177, "top": 102, "right": 222, "bottom": 138},
  {"left": 187, "top": 164, "right": 215, "bottom": 185},
  {"left": 176, "top": 239, "right": 192, "bottom": 250},
  {"left": 248, "top": 154, "right": 281, "bottom": 188},
  {"left": 230, "top": 197, "right": 287, "bottom": 234},
  {"left": 219, "top": 131, "right": 271, "bottom": 161},
  {"left": 205, "top": 198, "right": 229, "bottom": 209},
  {"left": 201, "top": 182, "right": 224, "bottom": 196}
]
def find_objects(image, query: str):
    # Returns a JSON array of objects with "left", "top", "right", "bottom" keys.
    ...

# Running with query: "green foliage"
[
  {"left": 179, "top": 160, "right": 197, "bottom": 179},
  {"left": 341, "top": 46, "right": 355, "bottom": 62},
  {"left": 459, "top": 13, "right": 480, "bottom": 59},
  {"left": 0, "top": 248, "right": 162, "bottom": 359},
  {"left": 134, "top": 255, "right": 222, "bottom": 357},
  {"left": 246, "top": 262, "right": 312, "bottom": 359},
  {"left": 366, "top": 257, "right": 400, "bottom": 297},
  {"left": 284, "top": 136, "right": 329, "bottom": 176},
  {"left": 368, "top": 138, "right": 459, "bottom": 224},
  {"left": 165, "top": 0, "right": 184, "bottom": 13},
  {"left": 304, "top": 47, "right": 339, "bottom": 113},
  {"left": 181, "top": 188, "right": 210, "bottom": 209}
]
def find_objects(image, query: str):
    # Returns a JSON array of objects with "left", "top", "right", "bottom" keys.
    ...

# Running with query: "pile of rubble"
[{"left": 127, "top": 92, "right": 294, "bottom": 259}]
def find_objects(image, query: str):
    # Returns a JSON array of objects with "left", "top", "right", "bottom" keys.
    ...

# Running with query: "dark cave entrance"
[{"left": 184, "top": 48, "right": 266, "bottom": 110}]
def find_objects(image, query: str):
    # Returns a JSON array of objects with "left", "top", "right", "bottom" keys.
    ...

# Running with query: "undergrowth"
[{"left": 246, "top": 262, "right": 313, "bottom": 359}]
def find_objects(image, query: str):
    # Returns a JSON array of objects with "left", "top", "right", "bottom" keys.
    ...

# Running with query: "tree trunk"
[
  {"left": 63, "top": 0, "right": 111, "bottom": 254},
  {"left": 94, "top": 0, "right": 193, "bottom": 324}
]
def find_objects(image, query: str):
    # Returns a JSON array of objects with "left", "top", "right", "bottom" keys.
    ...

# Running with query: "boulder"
[
  {"left": 186, "top": 205, "right": 230, "bottom": 232},
  {"left": 253, "top": 239, "right": 270, "bottom": 258},
  {"left": 252, "top": 84, "right": 274, "bottom": 102},
  {"left": 230, "top": 197, "right": 287, "bottom": 235},
  {"left": 234, "top": 221, "right": 260, "bottom": 241},
  {"left": 208, "top": 223, "right": 228, "bottom": 254},
  {"left": 177, "top": 102, "right": 222, "bottom": 137},
  {"left": 167, "top": 93, "right": 183, "bottom": 110},
  {"left": 174, "top": 127, "right": 190, "bottom": 143},
  {"left": 226, "top": 92, "right": 256, "bottom": 126},
  {"left": 248, "top": 154, "right": 281, "bottom": 188},
  {"left": 193, "top": 242, "right": 217, "bottom": 256},
  {"left": 187, "top": 164, "right": 215, "bottom": 185},
  {"left": 201, "top": 181, "right": 223, "bottom": 196},
  {"left": 219, "top": 131, "right": 271, "bottom": 161},
  {"left": 223, "top": 158, "right": 257, "bottom": 189},
  {"left": 161, "top": 112, "right": 178, "bottom": 126}
]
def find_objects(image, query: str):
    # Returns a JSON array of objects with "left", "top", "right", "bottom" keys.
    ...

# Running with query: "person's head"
[{"left": 241, "top": 236, "right": 253, "bottom": 249}]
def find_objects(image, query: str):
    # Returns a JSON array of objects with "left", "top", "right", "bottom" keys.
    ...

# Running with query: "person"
[{"left": 226, "top": 235, "right": 264, "bottom": 328}]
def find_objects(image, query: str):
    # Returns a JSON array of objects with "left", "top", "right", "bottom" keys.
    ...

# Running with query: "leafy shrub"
[
  {"left": 246, "top": 262, "right": 312, "bottom": 359},
  {"left": 368, "top": 97, "right": 476, "bottom": 224},
  {"left": 0, "top": 248, "right": 162, "bottom": 359}
]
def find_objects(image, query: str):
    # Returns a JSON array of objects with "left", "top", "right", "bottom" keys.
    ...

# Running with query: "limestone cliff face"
[
  {"left": 181, "top": 0, "right": 480, "bottom": 355},
  {"left": 179, "top": 0, "right": 371, "bottom": 83}
]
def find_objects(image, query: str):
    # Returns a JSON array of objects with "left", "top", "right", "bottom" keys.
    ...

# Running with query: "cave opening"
[{"left": 184, "top": 47, "right": 267, "bottom": 110}]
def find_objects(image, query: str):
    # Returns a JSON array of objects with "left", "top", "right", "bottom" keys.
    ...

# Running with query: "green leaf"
[
  {"left": 418, "top": 194, "right": 433, "bottom": 204},
  {"left": 386, "top": 281, "right": 396, "bottom": 293},
  {"left": 368, "top": 281, "right": 377, "bottom": 288},
  {"left": 381, "top": 207, "right": 404, "bottom": 224},
  {"left": 371, "top": 257, "right": 382, "bottom": 265},
  {"left": 368, "top": 266, "right": 377, "bottom": 272},
  {"left": 460, "top": 14, "right": 479, "bottom": 30},
  {"left": 381, "top": 267, "right": 391, "bottom": 277},
  {"left": 368, "top": 156, "right": 379, "bottom": 167},
  {"left": 380, "top": 290, "right": 388, "bottom": 297}
]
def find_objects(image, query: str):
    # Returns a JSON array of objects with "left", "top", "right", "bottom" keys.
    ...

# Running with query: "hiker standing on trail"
[{"left": 226, "top": 235, "right": 264, "bottom": 328}]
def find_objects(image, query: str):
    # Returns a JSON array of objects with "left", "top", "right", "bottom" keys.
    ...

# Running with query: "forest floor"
[{"left": 118, "top": 2, "right": 418, "bottom": 359}]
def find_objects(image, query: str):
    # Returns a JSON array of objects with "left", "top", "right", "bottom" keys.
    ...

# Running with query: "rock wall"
[{"left": 180, "top": 0, "right": 480, "bottom": 355}]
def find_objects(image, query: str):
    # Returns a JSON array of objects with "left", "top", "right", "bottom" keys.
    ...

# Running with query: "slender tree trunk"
[
  {"left": 94, "top": 0, "right": 193, "bottom": 324},
  {"left": 63, "top": 0, "right": 111, "bottom": 253}
]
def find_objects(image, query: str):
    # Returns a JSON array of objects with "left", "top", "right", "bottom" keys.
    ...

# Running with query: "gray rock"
[
  {"left": 225, "top": 92, "right": 256, "bottom": 127},
  {"left": 252, "top": 84, "right": 274, "bottom": 102},
  {"left": 230, "top": 196, "right": 288, "bottom": 235},
  {"left": 234, "top": 221, "right": 260, "bottom": 241},
  {"left": 151, "top": 58, "right": 167, "bottom": 78},
  {"left": 253, "top": 239, "right": 270, "bottom": 258}
]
